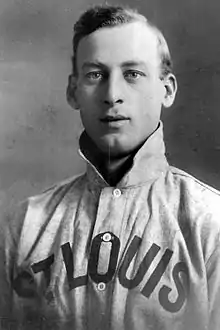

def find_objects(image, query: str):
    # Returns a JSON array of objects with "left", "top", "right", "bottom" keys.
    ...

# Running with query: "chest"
[{"left": 13, "top": 186, "right": 205, "bottom": 323}]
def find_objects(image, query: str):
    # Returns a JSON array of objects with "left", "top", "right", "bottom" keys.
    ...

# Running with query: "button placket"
[
  {"left": 113, "top": 188, "right": 121, "bottom": 198},
  {"left": 92, "top": 188, "right": 113, "bottom": 236},
  {"left": 97, "top": 282, "right": 106, "bottom": 291},
  {"left": 102, "top": 232, "right": 112, "bottom": 242}
]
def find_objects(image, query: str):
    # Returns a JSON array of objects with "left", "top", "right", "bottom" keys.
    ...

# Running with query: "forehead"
[{"left": 76, "top": 22, "right": 160, "bottom": 70}]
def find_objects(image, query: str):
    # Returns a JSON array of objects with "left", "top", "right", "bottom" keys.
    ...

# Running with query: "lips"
[
  {"left": 100, "top": 115, "right": 130, "bottom": 128},
  {"left": 100, "top": 115, "right": 130, "bottom": 123}
]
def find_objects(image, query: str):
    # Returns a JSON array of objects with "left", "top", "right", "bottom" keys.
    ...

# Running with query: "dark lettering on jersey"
[
  {"left": 159, "top": 262, "right": 189, "bottom": 312},
  {"left": 31, "top": 254, "right": 55, "bottom": 287},
  {"left": 88, "top": 232, "right": 120, "bottom": 283},
  {"left": 13, "top": 233, "right": 189, "bottom": 313},
  {"left": 61, "top": 242, "right": 88, "bottom": 289},
  {"left": 12, "top": 254, "right": 55, "bottom": 298},
  {"left": 141, "top": 248, "right": 173, "bottom": 298},
  {"left": 118, "top": 237, "right": 161, "bottom": 289}
]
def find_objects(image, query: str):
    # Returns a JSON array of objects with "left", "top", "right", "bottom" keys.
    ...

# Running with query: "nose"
[{"left": 103, "top": 72, "right": 124, "bottom": 106}]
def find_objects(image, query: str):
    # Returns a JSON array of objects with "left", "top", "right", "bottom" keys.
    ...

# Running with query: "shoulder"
[
  {"left": 160, "top": 166, "right": 220, "bottom": 264},
  {"left": 166, "top": 166, "right": 220, "bottom": 248},
  {"left": 28, "top": 172, "right": 86, "bottom": 208},
  {"left": 168, "top": 166, "right": 220, "bottom": 201},
  {"left": 156, "top": 165, "right": 220, "bottom": 212},
  {"left": 166, "top": 166, "right": 220, "bottom": 217},
  {"left": 2, "top": 172, "right": 87, "bottom": 236}
]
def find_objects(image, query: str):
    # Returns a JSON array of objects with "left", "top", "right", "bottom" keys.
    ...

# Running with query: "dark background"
[{"left": 0, "top": 0, "right": 220, "bottom": 206}]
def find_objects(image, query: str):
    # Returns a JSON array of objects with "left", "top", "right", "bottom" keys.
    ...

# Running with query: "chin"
[
  {"left": 97, "top": 131, "right": 149, "bottom": 158},
  {"left": 98, "top": 141, "right": 136, "bottom": 159}
]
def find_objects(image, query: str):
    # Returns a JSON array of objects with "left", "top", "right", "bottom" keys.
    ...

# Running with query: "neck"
[
  {"left": 80, "top": 132, "right": 136, "bottom": 186},
  {"left": 100, "top": 153, "right": 134, "bottom": 186}
]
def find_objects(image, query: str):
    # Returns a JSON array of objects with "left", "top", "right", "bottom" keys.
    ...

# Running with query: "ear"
[
  {"left": 162, "top": 73, "right": 177, "bottom": 108},
  {"left": 66, "top": 74, "right": 80, "bottom": 110}
]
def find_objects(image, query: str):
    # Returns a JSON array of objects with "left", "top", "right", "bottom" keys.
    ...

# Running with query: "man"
[{"left": 1, "top": 4, "right": 220, "bottom": 330}]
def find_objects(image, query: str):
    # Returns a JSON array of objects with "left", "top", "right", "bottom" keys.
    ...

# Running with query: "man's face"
[{"left": 73, "top": 22, "right": 173, "bottom": 157}]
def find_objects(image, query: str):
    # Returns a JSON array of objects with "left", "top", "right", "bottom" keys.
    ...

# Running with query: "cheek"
[
  {"left": 136, "top": 92, "right": 157, "bottom": 113},
  {"left": 134, "top": 91, "right": 162, "bottom": 122},
  {"left": 77, "top": 84, "right": 97, "bottom": 106},
  {"left": 79, "top": 111, "right": 94, "bottom": 135},
  {"left": 142, "top": 84, "right": 164, "bottom": 108},
  {"left": 79, "top": 102, "right": 99, "bottom": 128},
  {"left": 135, "top": 83, "right": 157, "bottom": 101}
]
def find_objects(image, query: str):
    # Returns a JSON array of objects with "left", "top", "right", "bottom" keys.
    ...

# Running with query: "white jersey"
[{"left": 1, "top": 123, "right": 220, "bottom": 329}]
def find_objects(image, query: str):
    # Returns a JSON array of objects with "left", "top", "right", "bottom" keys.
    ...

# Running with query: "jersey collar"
[{"left": 79, "top": 121, "right": 169, "bottom": 189}]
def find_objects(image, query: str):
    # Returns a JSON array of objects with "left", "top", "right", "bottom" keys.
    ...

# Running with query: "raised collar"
[{"left": 78, "top": 121, "right": 169, "bottom": 189}]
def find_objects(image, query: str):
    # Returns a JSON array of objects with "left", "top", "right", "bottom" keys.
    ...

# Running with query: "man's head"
[{"left": 67, "top": 4, "right": 177, "bottom": 157}]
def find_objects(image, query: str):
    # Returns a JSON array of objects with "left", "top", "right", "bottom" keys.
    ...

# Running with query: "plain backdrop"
[{"left": 0, "top": 0, "right": 220, "bottom": 206}]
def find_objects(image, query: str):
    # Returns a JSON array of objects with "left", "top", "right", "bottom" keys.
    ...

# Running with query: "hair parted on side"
[{"left": 72, "top": 4, "right": 173, "bottom": 78}]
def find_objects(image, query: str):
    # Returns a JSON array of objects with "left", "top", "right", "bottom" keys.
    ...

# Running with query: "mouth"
[{"left": 100, "top": 115, "right": 130, "bottom": 128}]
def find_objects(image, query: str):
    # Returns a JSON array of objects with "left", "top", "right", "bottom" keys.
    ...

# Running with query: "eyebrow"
[
  {"left": 82, "top": 61, "right": 107, "bottom": 70},
  {"left": 82, "top": 60, "right": 148, "bottom": 70},
  {"left": 121, "top": 61, "right": 148, "bottom": 69}
]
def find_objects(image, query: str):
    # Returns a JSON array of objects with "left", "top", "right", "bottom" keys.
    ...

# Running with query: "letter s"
[{"left": 159, "top": 262, "right": 189, "bottom": 313}]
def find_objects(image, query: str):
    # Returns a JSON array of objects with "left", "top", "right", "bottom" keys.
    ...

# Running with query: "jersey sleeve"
[
  {"left": 206, "top": 240, "right": 220, "bottom": 330},
  {"left": 0, "top": 200, "right": 28, "bottom": 323}
]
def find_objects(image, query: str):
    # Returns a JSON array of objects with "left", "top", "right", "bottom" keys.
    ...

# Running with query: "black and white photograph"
[{"left": 0, "top": 0, "right": 220, "bottom": 329}]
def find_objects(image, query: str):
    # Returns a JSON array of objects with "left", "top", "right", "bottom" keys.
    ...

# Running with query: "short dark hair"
[{"left": 72, "top": 4, "right": 173, "bottom": 78}]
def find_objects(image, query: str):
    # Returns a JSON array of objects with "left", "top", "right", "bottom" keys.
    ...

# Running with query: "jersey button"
[
  {"left": 102, "top": 232, "right": 112, "bottom": 242},
  {"left": 113, "top": 188, "right": 121, "bottom": 197},
  {"left": 97, "top": 282, "right": 106, "bottom": 291}
]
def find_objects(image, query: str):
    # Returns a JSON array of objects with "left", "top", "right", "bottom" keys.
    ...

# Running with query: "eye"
[
  {"left": 124, "top": 70, "right": 145, "bottom": 81},
  {"left": 85, "top": 71, "right": 104, "bottom": 81}
]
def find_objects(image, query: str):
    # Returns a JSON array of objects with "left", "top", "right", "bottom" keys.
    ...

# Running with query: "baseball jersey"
[{"left": 1, "top": 122, "right": 220, "bottom": 330}]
